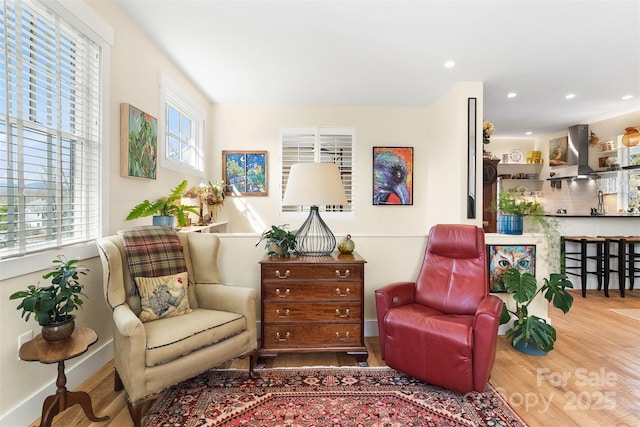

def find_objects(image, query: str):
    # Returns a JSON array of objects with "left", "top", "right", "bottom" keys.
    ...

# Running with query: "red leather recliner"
[{"left": 375, "top": 224, "right": 503, "bottom": 393}]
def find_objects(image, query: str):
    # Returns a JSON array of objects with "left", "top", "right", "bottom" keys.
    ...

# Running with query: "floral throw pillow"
[{"left": 136, "top": 272, "right": 192, "bottom": 322}]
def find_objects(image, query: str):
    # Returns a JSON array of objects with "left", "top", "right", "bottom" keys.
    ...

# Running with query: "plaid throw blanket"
[{"left": 119, "top": 226, "right": 187, "bottom": 295}]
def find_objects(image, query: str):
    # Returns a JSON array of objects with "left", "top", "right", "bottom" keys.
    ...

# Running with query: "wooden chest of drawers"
[{"left": 259, "top": 252, "right": 368, "bottom": 365}]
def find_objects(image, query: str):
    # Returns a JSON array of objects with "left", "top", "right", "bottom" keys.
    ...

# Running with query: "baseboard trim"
[{"left": 0, "top": 338, "right": 113, "bottom": 427}]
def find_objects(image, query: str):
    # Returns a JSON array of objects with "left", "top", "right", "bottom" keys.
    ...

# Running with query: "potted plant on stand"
[
  {"left": 500, "top": 268, "right": 574, "bottom": 355},
  {"left": 126, "top": 180, "right": 199, "bottom": 228},
  {"left": 256, "top": 225, "right": 298, "bottom": 258},
  {"left": 9, "top": 255, "right": 87, "bottom": 342}
]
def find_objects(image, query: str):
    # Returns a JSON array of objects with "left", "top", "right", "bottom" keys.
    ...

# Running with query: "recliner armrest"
[
  {"left": 471, "top": 294, "right": 503, "bottom": 391},
  {"left": 473, "top": 294, "right": 503, "bottom": 325},
  {"left": 374, "top": 281, "right": 416, "bottom": 360},
  {"left": 374, "top": 281, "right": 416, "bottom": 310}
]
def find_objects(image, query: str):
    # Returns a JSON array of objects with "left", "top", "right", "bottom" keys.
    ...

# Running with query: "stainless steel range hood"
[{"left": 548, "top": 124, "right": 595, "bottom": 180}]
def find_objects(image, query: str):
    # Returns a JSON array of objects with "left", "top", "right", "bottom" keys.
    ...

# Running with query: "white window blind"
[
  {"left": 281, "top": 127, "right": 354, "bottom": 213},
  {"left": 0, "top": 0, "right": 102, "bottom": 259}
]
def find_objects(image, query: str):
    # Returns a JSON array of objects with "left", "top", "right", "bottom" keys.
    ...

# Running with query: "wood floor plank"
[{"left": 29, "top": 290, "right": 640, "bottom": 426}]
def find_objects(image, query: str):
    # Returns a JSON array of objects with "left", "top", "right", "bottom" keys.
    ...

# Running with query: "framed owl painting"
[{"left": 487, "top": 245, "right": 536, "bottom": 293}]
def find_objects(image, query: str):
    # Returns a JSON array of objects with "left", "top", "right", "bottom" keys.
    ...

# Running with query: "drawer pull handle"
[
  {"left": 275, "top": 269, "right": 290, "bottom": 279},
  {"left": 335, "top": 269, "right": 350, "bottom": 280},
  {"left": 335, "top": 287, "right": 350, "bottom": 297},
  {"left": 336, "top": 331, "right": 350, "bottom": 341},
  {"left": 335, "top": 308, "right": 350, "bottom": 318},
  {"left": 276, "top": 331, "right": 291, "bottom": 341},
  {"left": 275, "top": 288, "right": 290, "bottom": 298},
  {"left": 276, "top": 309, "right": 290, "bottom": 318}
]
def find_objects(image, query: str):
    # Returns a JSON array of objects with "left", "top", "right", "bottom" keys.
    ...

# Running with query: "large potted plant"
[
  {"left": 500, "top": 268, "right": 574, "bottom": 355},
  {"left": 256, "top": 225, "right": 297, "bottom": 258},
  {"left": 9, "top": 255, "right": 87, "bottom": 342},
  {"left": 126, "top": 180, "right": 199, "bottom": 227}
]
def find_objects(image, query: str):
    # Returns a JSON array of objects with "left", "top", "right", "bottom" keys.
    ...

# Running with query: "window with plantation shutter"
[
  {"left": 280, "top": 127, "right": 354, "bottom": 213},
  {"left": 0, "top": 0, "right": 102, "bottom": 259}
]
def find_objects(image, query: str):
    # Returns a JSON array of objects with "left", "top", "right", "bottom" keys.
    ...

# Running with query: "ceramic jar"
[{"left": 621, "top": 126, "right": 640, "bottom": 147}]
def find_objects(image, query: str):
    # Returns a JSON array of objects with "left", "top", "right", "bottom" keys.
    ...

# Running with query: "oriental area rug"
[{"left": 143, "top": 367, "right": 526, "bottom": 426}]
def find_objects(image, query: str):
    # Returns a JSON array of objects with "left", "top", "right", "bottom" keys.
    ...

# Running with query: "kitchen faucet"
[{"left": 597, "top": 190, "right": 604, "bottom": 215}]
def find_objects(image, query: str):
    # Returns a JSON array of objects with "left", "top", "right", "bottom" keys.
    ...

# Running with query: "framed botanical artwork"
[
  {"left": 487, "top": 245, "right": 536, "bottom": 293},
  {"left": 120, "top": 103, "right": 157, "bottom": 179},
  {"left": 372, "top": 146, "right": 413, "bottom": 205},
  {"left": 222, "top": 151, "right": 267, "bottom": 196}
]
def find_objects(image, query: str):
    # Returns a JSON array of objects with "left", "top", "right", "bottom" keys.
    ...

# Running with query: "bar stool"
[
  {"left": 562, "top": 236, "right": 610, "bottom": 298},
  {"left": 600, "top": 236, "right": 626, "bottom": 297},
  {"left": 605, "top": 236, "right": 640, "bottom": 294},
  {"left": 626, "top": 237, "right": 640, "bottom": 291}
]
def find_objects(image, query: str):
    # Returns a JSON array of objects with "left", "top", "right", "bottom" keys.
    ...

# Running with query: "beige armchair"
[{"left": 96, "top": 227, "right": 258, "bottom": 426}]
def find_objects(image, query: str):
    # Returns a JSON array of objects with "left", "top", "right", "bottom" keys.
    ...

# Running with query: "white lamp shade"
[{"left": 283, "top": 163, "right": 348, "bottom": 206}]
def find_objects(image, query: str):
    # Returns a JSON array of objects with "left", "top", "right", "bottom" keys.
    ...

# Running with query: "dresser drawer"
[
  {"left": 263, "top": 302, "right": 361, "bottom": 323},
  {"left": 262, "top": 324, "right": 362, "bottom": 349},
  {"left": 262, "top": 264, "right": 362, "bottom": 282},
  {"left": 262, "top": 282, "right": 361, "bottom": 302}
]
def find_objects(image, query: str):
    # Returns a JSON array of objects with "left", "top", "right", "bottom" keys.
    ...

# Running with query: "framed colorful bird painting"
[{"left": 372, "top": 147, "right": 413, "bottom": 205}]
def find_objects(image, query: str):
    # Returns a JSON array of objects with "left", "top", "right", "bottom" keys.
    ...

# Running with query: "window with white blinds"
[
  {"left": 0, "top": 0, "right": 102, "bottom": 259},
  {"left": 281, "top": 127, "right": 354, "bottom": 213}
]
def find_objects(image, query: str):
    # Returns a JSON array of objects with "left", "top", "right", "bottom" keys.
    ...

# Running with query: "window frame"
[
  {"left": 159, "top": 74, "right": 206, "bottom": 177},
  {"left": 280, "top": 126, "right": 355, "bottom": 217},
  {"left": 0, "top": 0, "right": 112, "bottom": 280}
]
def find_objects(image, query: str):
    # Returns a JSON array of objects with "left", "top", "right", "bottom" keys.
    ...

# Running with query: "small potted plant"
[
  {"left": 500, "top": 268, "right": 574, "bottom": 355},
  {"left": 256, "top": 225, "right": 297, "bottom": 258},
  {"left": 9, "top": 255, "right": 87, "bottom": 342},
  {"left": 126, "top": 180, "right": 199, "bottom": 227},
  {"left": 492, "top": 191, "right": 545, "bottom": 235}
]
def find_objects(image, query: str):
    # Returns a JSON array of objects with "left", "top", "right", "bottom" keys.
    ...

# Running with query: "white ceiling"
[{"left": 117, "top": 0, "right": 640, "bottom": 138}]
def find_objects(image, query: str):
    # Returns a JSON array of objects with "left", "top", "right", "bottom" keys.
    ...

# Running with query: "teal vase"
[{"left": 497, "top": 214, "right": 523, "bottom": 235}]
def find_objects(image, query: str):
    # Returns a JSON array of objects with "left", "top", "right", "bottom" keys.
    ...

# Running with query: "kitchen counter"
[{"left": 546, "top": 214, "right": 640, "bottom": 218}]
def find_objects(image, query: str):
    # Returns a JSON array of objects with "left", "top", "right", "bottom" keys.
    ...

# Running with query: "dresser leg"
[{"left": 349, "top": 351, "right": 369, "bottom": 367}]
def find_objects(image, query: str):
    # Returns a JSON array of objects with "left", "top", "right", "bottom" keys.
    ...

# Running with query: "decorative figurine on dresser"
[{"left": 259, "top": 251, "right": 368, "bottom": 366}]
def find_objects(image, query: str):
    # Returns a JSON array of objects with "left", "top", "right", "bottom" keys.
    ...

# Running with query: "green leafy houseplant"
[
  {"left": 256, "top": 225, "right": 297, "bottom": 258},
  {"left": 500, "top": 268, "right": 574, "bottom": 353},
  {"left": 493, "top": 191, "right": 544, "bottom": 216},
  {"left": 9, "top": 255, "right": 87, "bottom": 326},
  {"left": 493, "top": 191, "right": 562, "bottom": 270},
  {"left": 126, "top": 180, "right": 199, "bottom": 227}
]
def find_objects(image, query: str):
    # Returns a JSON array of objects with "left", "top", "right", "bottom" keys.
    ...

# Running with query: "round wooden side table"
[{"left": 19, "top": 327, "right": 109, "bottom": 427}]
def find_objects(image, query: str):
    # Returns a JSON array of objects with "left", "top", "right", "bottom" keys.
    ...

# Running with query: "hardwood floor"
[{"left": 29, "top": 290, "right": 640, "bottom": 427}]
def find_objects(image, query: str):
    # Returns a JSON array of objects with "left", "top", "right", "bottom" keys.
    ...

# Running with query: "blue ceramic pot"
[
  {"left": 497, "top": 214, "right": 523, "bottom": 235},
  {"left": 153, "top": 215, "right": 175, "bottom": 227},
  {"left": 512, "top": 339, "right": 548, "bottom": 356}
]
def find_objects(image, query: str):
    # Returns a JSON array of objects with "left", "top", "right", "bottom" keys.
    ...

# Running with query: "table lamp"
[{"left": 282, "top": 163, "right": 348, "bottom": 256}]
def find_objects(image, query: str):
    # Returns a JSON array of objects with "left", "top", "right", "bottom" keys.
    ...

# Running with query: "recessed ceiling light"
[
  {"left": 622, "top": 94, "right": 634, "bottom": 100},
  {"left": 444, "top": 61, "right": 455, "bottom": 68},
  {"left": 565, "top": 93, "right": 576, "bottom": 99},
  {"left": 507, "top": 92, "right": 517, "bottom": 98},
  {"left": 525, "top": 131, "right": 532, "bottom": 135}
]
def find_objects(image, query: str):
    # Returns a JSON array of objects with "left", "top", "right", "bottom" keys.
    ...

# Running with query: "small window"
[
  {"left": 160, "top": 76, "right": 205, "bottom": 174},
  {"left": 280, "top": 127, "right": 354, "bottom": 213}
]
